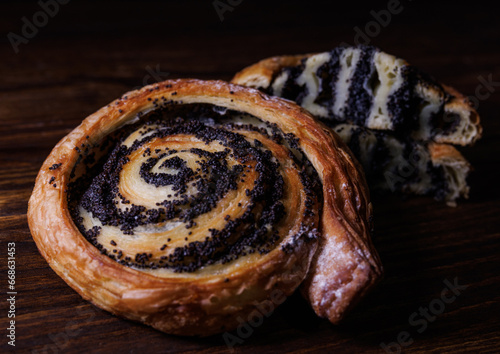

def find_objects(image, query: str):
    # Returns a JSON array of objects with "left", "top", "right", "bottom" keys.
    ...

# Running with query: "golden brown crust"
[
  {"left": 28, "top": 79, "right": 382, "bottom": 334},
  {"left": 232, "top": 54, "right": 309, "bottom": 89},
  {"left": 440, "top": 84, "right": 482, "bottom": 145},
  {"left": 429, "top": 141, "right": 467, "bottom": 163},
  {"left": 298, "top": 131, "right": 383, "bottom": 323}
]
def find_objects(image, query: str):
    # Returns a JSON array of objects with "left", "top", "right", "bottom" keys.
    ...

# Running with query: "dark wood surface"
[{"left": 1, "top": 1, "right": 499, "bottom": 352}]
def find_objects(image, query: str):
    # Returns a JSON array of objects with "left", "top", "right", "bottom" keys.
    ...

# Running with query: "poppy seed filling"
[{"left": 67, "top": 104, "right": 321, "bottom": 273}]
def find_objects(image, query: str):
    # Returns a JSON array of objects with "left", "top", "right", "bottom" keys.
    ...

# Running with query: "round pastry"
[{"left": 28, "top": 79, "right": 382, "bottom": 335}]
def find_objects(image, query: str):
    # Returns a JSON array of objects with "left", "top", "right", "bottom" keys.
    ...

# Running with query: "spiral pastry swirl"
[
  {"left": 72, "top": 106, "right": 320, "bottom": 276},
  {"left": 28, "top": 79, "right": 382, "bottom": 335}
]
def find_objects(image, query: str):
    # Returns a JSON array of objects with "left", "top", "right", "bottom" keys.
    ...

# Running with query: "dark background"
[{"left": 1, "top": 0, "right": 499, "bottom": 352}]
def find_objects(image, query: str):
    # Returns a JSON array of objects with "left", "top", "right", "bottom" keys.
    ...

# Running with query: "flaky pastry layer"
[{"left": 28, "top": 79, "right": 382, "bottom": 334}]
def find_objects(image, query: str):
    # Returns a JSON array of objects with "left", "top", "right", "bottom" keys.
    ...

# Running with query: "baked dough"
[
  {"left": 331, "top": 124, "right": 470, "bottom": 206},
  {"left": 28, "top": 79, "right": 383, "bottom": 335},
  {"left": 232, "top": 46, "right": 481, "bottom": 146},
  {"left": 231, "top": 46, "right": 480, "bottom": 205}
]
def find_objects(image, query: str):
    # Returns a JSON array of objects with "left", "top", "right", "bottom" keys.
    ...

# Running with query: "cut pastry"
[
  {"left": 232, "top": 46, "right": 481, "bottom": 146},
  {"left": 28, "top": 79, "right": 382, "bottom": 335},
  {"left": 232, "top": 46, "right": 480, "bottom": 205},
  {"left": 332, "top": 124, "right": 470, "bottom": 206}
]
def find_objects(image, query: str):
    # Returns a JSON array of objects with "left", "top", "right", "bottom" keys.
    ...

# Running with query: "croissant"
[
  {"left": 232, "top": 45, "right": 480, "bottom": 205},
  {"left": 28, "top": 79, "right": 382, "bottom": 335}
]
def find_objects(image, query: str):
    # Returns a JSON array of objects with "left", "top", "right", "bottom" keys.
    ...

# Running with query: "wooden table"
[{"left": 1, "top": 1, "right": 499, "bottom": 352}]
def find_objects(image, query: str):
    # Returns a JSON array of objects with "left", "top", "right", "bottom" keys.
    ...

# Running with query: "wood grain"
[{"left": 1, "top": 1, "right": 499, "bottom": 352}]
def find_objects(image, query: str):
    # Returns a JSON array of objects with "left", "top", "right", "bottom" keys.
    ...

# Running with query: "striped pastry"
[
  {"left": 332, "top": 124, "right": 470, "bottom": 206},
  {"left": 232, "top": 46, "right": 481, "bottom": 146},
  {"left": 232, "top": 46, "right": 480, "bottom": 205}
]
